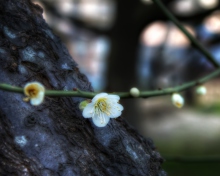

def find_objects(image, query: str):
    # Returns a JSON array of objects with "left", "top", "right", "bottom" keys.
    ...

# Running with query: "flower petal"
[
  {"left": 92, "top": 93, "right": 108, "bottom": 103},
  {"left": 107, "top": 94, "right": 120, "bottom": 101},
  {"left": 92, "top": 114, "right": 110, "bottom": 127},
  {"left": 82, "top": 103, "right": 94, "bottom": 118},
  {"left": 30, "top": 91, "right": 44, "bottom": 106},
  {"left": 109, "top": 104, "right": 123, "bottom": 118}
]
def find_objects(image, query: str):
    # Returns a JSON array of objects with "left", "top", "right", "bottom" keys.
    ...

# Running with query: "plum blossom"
[
  {"left": 24, "top": 82, "right": 45, "bottom": 106},
  {"left": 82, "top": 93, "right": 123, "bottom": 127}
]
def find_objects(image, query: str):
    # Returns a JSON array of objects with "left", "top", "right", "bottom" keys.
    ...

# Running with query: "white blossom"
[
  {"left": 196, "top": 86, "right": 207, "bottom": 95},
  {"left": 82, "top": 93, "right": 123, "bottom": 127},
  {"left": 171, "top": 93, "right": 184, "bottom": 108},
  {"left": 24, "top": 82, "right": 45, "bottom": 106},
  {"left": 130, "top": 87, "right": 140, "bottom": 97}
]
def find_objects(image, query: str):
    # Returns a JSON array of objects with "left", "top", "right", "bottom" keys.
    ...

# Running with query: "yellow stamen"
[
  {"left": 24, "top": 84, "right": 40, "bottom": 98},
  {"left": 94, "top": 98, "right": 111, "bottom": 116}
]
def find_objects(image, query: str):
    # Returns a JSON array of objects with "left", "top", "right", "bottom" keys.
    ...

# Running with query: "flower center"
[
  {"left": 95, "top": 98, "right": 110, "bottom": 115},
  {"left": 28, "top": 88, "right": 38, "bottom": 97}
]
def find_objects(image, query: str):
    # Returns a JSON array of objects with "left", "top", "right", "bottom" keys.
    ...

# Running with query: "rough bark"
[{"left": 0, "top": 0, "right": 166, "bottom": 175}]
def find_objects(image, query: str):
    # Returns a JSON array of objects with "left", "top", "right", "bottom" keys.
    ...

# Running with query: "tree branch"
[
  {"left": 1, "top": 67, "right": 220, "bottom": 99},
  {"left": 165, "top": 155, "right": 220, "bottom": 163},
  {"left": 152, "top": 0, "right": 220, "bottom": 68}
]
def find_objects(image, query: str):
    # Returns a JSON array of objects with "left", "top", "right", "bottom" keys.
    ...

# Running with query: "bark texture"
[{"left": 0, "top": 0, "right": 166, "bottom": 175}]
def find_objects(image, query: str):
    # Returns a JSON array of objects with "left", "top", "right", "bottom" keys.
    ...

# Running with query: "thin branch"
[
  {"left": 1, "top": 68, "right": 220, "bottom": 99},
  {"left": 152, "top": 0, "right": 220, "bottom": 68},
  {"left": 164, "top": 155, "right": 220, "bottom": 163}
]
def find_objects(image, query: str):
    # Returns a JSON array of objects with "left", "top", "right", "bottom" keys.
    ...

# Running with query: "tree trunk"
[{"left": 0, "top": 0, "right": 166, "bottom": 175}]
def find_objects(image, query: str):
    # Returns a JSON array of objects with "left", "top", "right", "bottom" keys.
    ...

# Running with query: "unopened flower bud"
[
  {"left": 196, "top": 86, "right": 207, "bottom": 95},
  {"left": 79, "top": 100, "right": 90, "bottom": 111},
  {"left": 130, "top": 87, "right": 140, "bottom": 97},
  {"left": 171, "top": 93, "right": 184, "bottom": 108}
]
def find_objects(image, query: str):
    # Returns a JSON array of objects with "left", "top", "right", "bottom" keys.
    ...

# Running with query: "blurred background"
[{"left": 32, "top": 0, "right": 220, "bottom": 175}]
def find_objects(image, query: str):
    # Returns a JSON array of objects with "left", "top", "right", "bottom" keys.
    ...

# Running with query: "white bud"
[
  {"left": 130, "top": 87, "right": 140, "bottom": 97},
  {"left": 196, "top": 86, "right": 207, "bottom": 95},
  {"left": 171, "top": 93, "right": 184, "bottom": 108}
]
